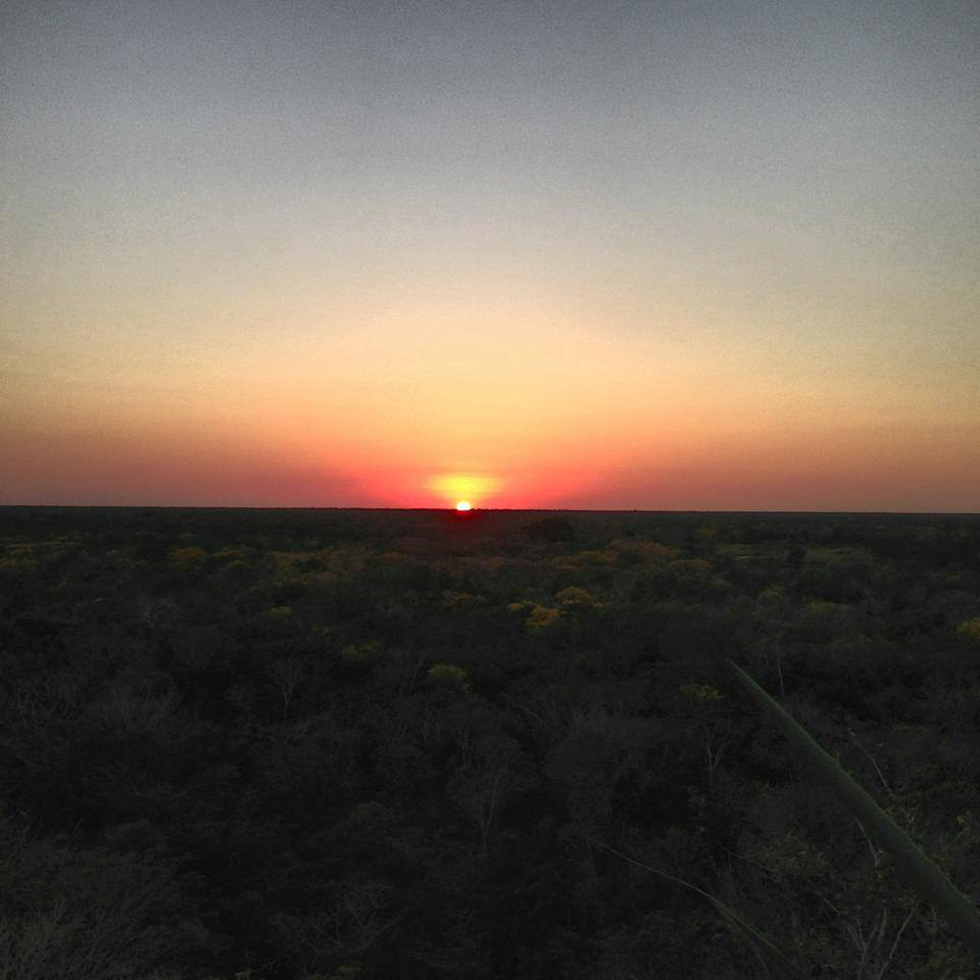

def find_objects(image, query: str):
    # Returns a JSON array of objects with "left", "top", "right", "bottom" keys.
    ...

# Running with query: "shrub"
[{"left": 426, "top": 663, "right": 472, "bottom": 694}]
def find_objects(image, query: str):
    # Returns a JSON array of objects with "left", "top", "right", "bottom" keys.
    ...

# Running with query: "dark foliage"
[{"left": 1, "top": 507, "right": 979, "bottom": 979}]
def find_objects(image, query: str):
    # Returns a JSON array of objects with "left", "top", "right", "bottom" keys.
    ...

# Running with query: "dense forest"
[{"left": 2, "top": 507, "right": 979, "bottom": 979}]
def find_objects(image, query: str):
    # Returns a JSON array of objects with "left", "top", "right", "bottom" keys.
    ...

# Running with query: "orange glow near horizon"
[
  {"left": 4, "top": 281, "right": 979, "bottom": 512},
  {"left": 428, "top": 474, "right": 500, "bottom": 509}
]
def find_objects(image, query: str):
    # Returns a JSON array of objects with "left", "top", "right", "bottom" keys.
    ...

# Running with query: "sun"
[{"left": 429, "top": 473, "right": 499, "bottom": 510}]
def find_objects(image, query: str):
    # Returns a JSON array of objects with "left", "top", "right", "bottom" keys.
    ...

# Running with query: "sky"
[{"left": 2, "top": 0, "right": 978, "bottom": 510}]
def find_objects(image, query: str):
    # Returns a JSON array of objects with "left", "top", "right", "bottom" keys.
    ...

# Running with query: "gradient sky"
[{"left": 2, "top": 0, "right": 978, "bottom": 510}]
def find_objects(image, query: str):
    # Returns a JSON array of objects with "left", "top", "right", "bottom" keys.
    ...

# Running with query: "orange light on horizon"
[{"left": 428, "top": 473, "right": 499, "bottom": 509}]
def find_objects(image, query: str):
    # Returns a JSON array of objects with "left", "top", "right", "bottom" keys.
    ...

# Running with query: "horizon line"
[{"left": 1, "top": 504, "right": 978, "bottom": 518}]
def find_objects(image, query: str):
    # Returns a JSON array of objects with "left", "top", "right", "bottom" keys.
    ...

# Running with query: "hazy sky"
[{"left": 2, "top": 0, "right": 978, "bottom": 509}]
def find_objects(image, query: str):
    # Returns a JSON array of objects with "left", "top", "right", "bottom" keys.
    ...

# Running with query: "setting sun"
[{"left": 428, "top": 474, "right": 499, "bottom": 509}]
